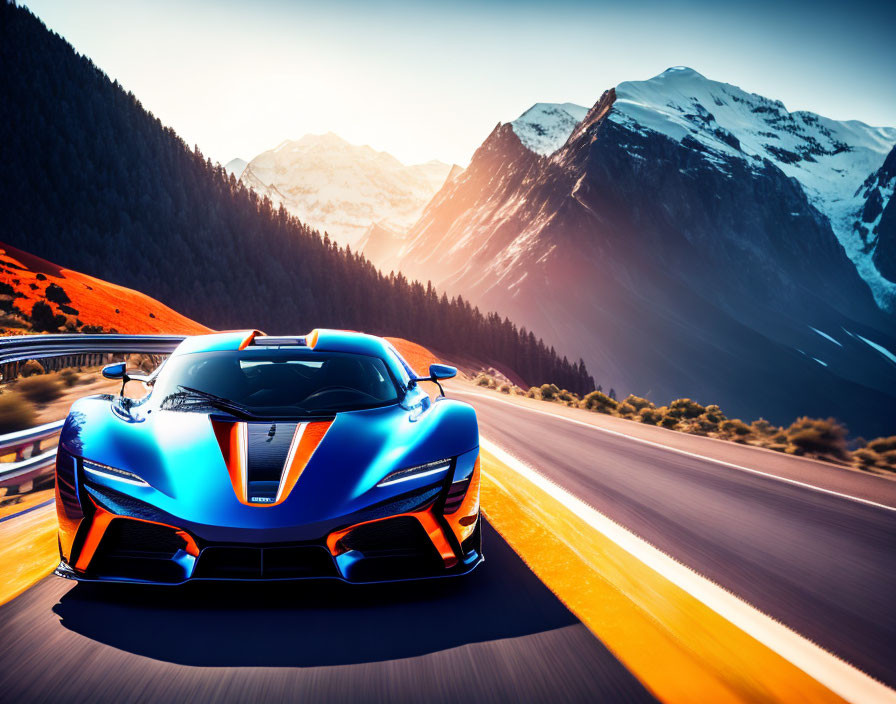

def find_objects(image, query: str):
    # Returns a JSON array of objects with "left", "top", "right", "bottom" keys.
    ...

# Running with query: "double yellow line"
[{"left": 479, "top": 440, "right": 893, "bottom": 704}]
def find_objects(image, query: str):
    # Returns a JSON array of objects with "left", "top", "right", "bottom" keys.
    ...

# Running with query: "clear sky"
[{"left": 22, "top": 0, "right": 896, "bottom": 167}]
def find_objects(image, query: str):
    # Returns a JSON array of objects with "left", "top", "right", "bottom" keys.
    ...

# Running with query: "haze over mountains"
[
  {"left": 0, "top": 2, "right": 594, "bottom": 395},
  {"left": 395, "top": 67, "right": 896, "bottom": 434},
  {"left": 236, "top": 133, "right": 455, "bottom": 246}
]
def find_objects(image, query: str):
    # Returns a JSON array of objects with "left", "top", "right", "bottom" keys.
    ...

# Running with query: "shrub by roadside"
[
  {"left": 472, "top": 375, "right": 895, "bottom": 475},
  {"left": 0, "top": 391, "right": 36, "bottom": 433},
  {"left": 15, "top": 375, "right": 64, "bottom": 404}
]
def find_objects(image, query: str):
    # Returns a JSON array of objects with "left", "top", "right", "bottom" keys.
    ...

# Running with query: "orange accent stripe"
[
  {"left": 306, "top": 329, "right": 319, "bottom": 349},
  {"left": 445, "top": 455, "right": 480, "bottom": 543},
  {"left": 212, "top": 419, "right": 249, "bottom": 504},
  {"left": 213, "top": 419, "right": 331, "bottom": 507},
  {"left": 271, "top": 420, "right": 332, "bottom": 506},
  {"left": 326, "top": 507, "right": 458, "bottom": 568}
]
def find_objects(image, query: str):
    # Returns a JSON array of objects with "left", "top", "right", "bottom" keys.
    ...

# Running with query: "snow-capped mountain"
[
  {"left": 609, "top": 66, "right": 896, "bottom": 309},
  {"left": 511, "top": 102, "right": 589, "bottom": 155},
  {"left": 239, "top": 133, "right": 452, "bottom": 246},
  {"left": 223, "top": 158, "right": 248, "bottom": 179},
  {"left": 859, "top": 145, "right": 896, "bottom": 286},
  {"left": 397, "top": 68, "right": 896, "bottom": 435}
]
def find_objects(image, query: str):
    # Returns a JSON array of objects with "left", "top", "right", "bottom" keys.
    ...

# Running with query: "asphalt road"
[
  {"left": 3, "top": 388, "right": 894, "bottom": 701},
  {"left": 461, "top": 390, "right": 896, "bottom": 688},
  {"left": 0, "top": 521, "right": 655, "bottom": 704}
]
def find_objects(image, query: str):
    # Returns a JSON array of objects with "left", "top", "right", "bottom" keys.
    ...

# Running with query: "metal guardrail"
[
  {"left": 0, "top": 333, "right": 185, "bottom": 365},
  {"left": 0, "top": 420, "right": 65, "bottom": 492},
  {"left": 0, "top": 334, "right": 185, "bottom": 493}
]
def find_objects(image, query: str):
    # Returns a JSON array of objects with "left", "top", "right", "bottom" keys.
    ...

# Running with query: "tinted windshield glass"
[{"left": 153, "top": 349, "right": 400, "bottom": 416}]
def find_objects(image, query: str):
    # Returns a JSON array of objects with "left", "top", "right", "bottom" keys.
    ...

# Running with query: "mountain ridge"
[{"left": 395, "top": 67, "right": 896, "bottom": 434}]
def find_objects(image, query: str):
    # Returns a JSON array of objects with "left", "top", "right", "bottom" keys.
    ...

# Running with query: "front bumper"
[
  {"left": 54, "top": 511, "right": 483, "bottom": 585},
  {"left": 55, "top": 454, "right": 483, "bottom": 585}
]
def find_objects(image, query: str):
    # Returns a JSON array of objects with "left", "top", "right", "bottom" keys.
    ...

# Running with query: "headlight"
[
  {"left": 377, "top": 458, "right": 452, "bottom": 487},
  {"left": 82, "top": 458, "right": 149, "bottom": 487}
]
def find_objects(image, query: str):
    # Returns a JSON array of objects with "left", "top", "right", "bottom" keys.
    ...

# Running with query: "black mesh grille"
[
  {"left": 339, "top": 516, "right": 439, "bottom": 559},
  {"left": 89, "top": 518, "right": 187, "bottom": 583},
  {"left": 99, "top": 519, "right": 184, "bottom": 558}
]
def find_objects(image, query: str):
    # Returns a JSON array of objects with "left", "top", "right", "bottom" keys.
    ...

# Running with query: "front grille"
[
  {"left": 336, "top": 516, "right": 444, "bottom": 582},
  {"left": 194, "top": 545, "right": 337, "bottom": 579}
]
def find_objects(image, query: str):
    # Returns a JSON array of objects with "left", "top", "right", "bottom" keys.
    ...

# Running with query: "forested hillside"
[{"left": 0, "top": 2, "right": 593, "bottom": 394}]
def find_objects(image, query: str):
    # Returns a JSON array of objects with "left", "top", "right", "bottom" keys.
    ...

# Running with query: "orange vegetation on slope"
[
  {"left": 0, "top": 242, "right": 210, "bottom": 335},
  {"left": 0, "top": 243, "right": 445, "bottom": 370}
]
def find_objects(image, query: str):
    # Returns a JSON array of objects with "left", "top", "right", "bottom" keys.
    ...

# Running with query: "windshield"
[{"left": 152, "top": 349, "right": 401, "bottom": 417}]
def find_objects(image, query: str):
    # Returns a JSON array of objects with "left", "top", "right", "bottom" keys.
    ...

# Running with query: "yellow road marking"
[
  {"left": 480, "top": 445, "right": 851, "bottom": 704},
  {"left": 0, "top": 504, "right": 57, "bottom": 606}
]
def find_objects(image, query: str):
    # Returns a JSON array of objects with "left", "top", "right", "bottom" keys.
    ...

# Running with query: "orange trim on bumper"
[
  {"left": 73, "top": 502, "right": 201, "bottom": 572},
  {"left": 74, "top": 506, "right": 115, "bottom": 571},
  {"left": 445, "top": 456, "right": 480, "bottom": 544},
  {"left": 326, "top": 507, "right": 458, "bottom": 568}
]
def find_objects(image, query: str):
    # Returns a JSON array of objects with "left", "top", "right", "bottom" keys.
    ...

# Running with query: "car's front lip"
[
  {"left": 54, "top": 516, "right": 484, "bottom": 586},
  {"left": 55, "top": 551, "right": 483, "bottom": 586}
]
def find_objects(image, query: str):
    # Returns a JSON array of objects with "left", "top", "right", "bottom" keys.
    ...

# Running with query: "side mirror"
[
  {"left": 429, "top": 364, "right": 457, "bottom": 380},
  {"left": 102, "top": 362, "right": 127, "bottom": 380}
]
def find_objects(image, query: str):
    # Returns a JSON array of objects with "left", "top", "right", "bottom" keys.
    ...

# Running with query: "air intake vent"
[
  {"left": 246, "top": 421, "right": 297, "bottom": 502},
  {"left": 89, "top": 518, "right": 188, "bottom": 583},
  {"left": 337, "top": 516, "right": 439, "bottom": 559}
]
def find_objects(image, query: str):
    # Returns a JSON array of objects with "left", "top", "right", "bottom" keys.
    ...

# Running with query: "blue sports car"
[{"left": 54, "top": 330, "right": 482, "bottom": 584}]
